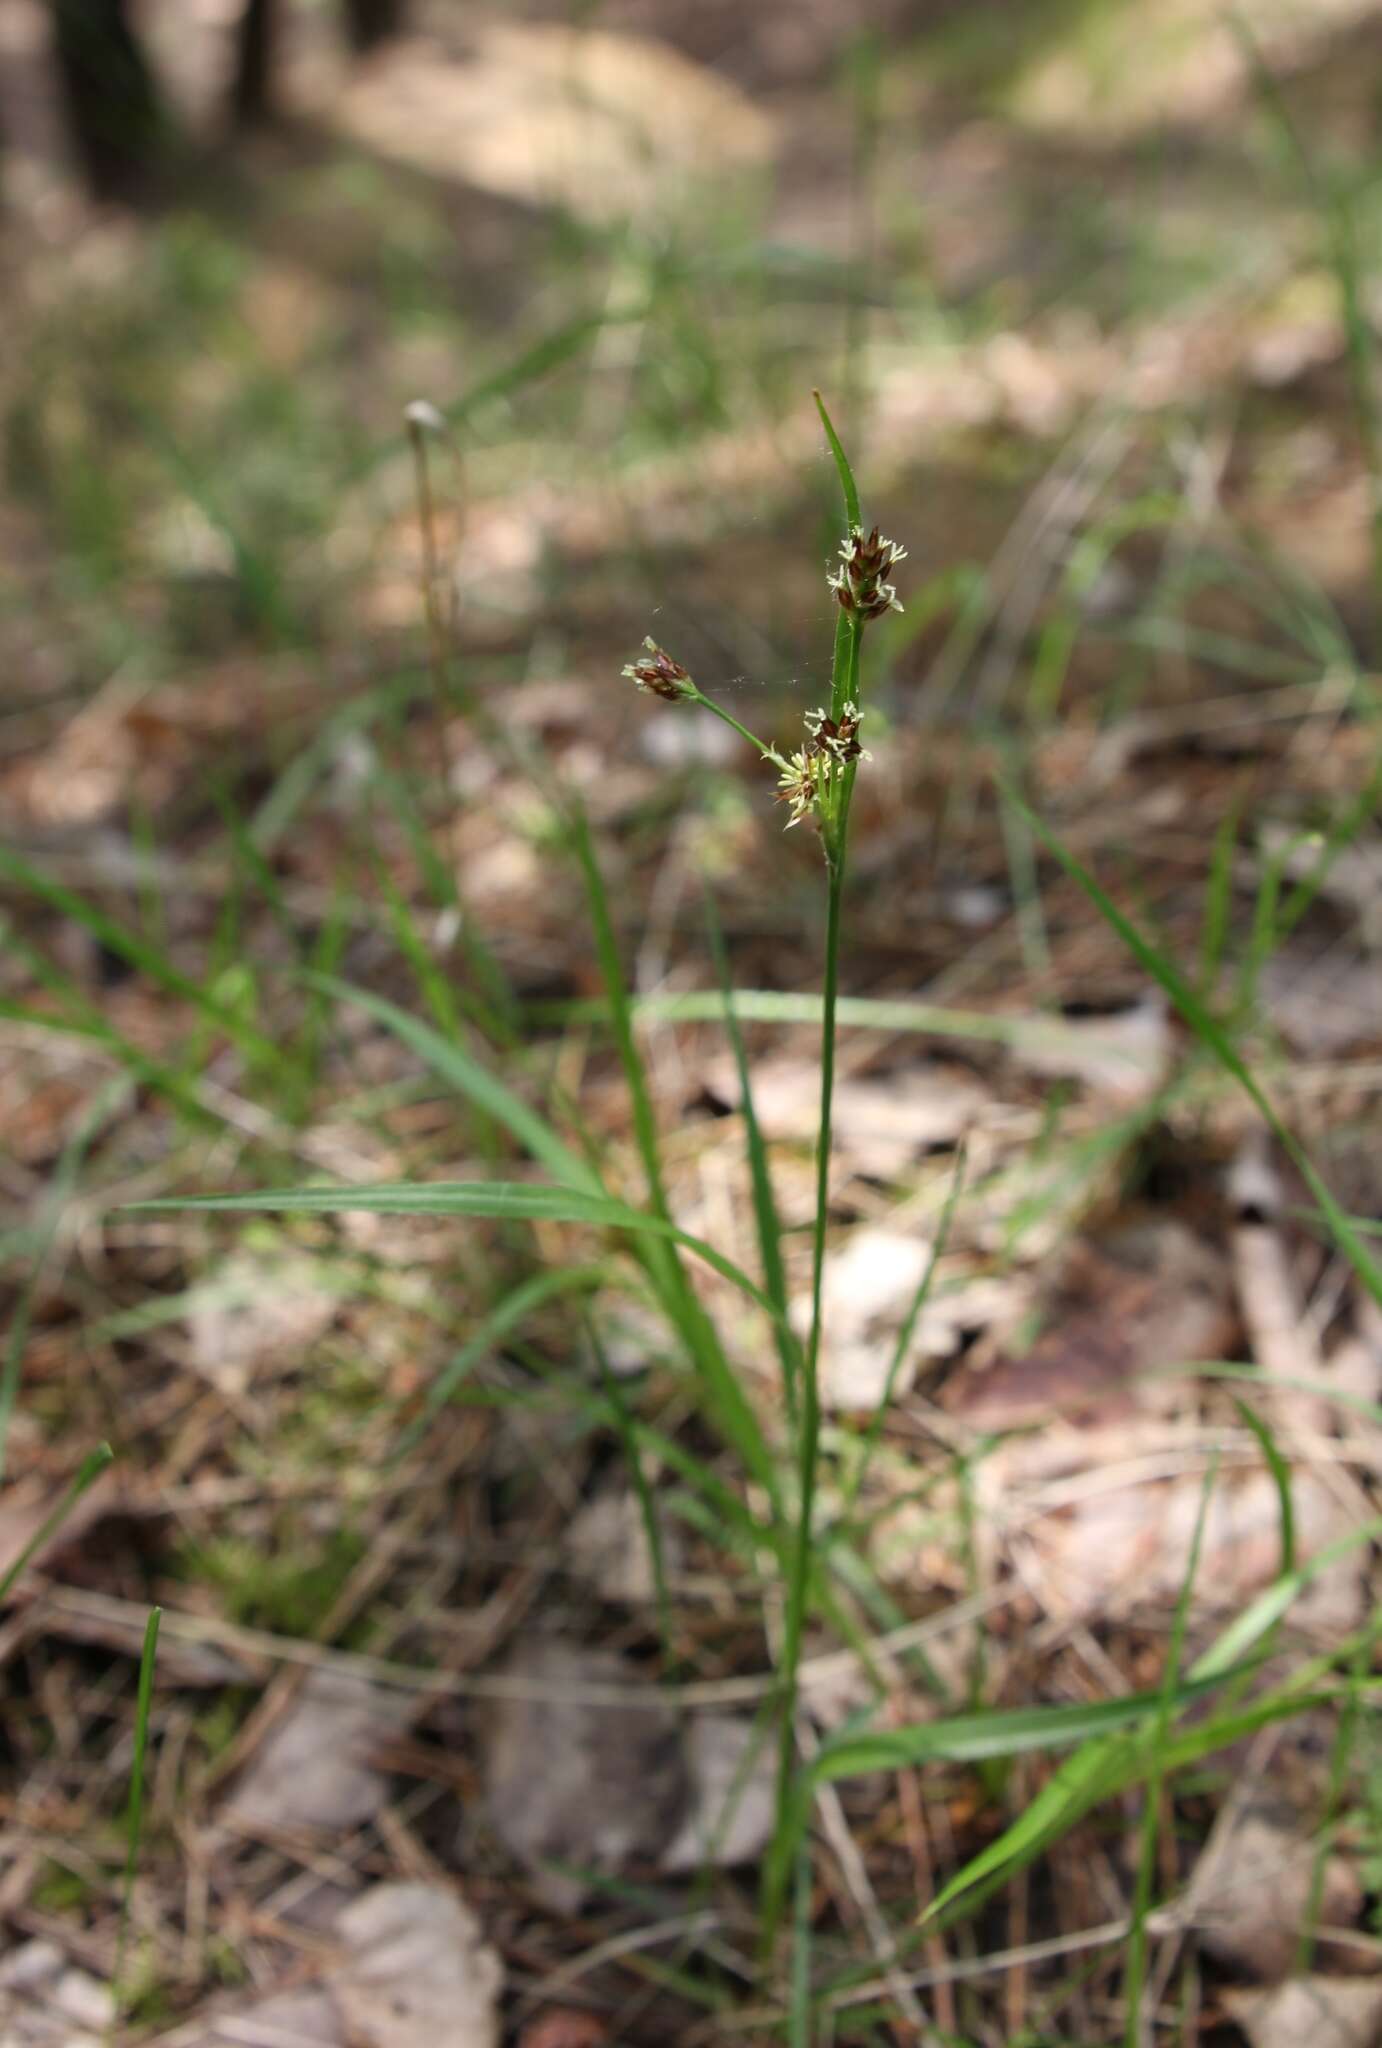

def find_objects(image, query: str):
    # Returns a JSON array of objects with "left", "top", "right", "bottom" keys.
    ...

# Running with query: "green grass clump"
[
  {"left": 122, "top": 383, "right": 1382, "bottom": 2028},
  {"left": 174, "top": 1527, "right": 367, "bottom": 1641}
]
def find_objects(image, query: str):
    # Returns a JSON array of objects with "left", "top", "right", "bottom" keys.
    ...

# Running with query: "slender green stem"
[
  {"left": 115, "top": 1605, "right": 162, "bottom": 2018},
  {"left": 686, "top": 687, "right": 775, "bottom": 760},
  {"left": 405, "top": 410, "right": 459, "bottom": 833},
  {"left": 0, "top": 1443, "right": 113, "bottom": 1604},
  {"left": 766, "top": 594, "right": 864, "bottom": 1939}
]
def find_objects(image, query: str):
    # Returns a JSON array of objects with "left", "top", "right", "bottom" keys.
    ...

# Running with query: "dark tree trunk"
[
  {"left": 342, "top": 0, "right": 405, "bottom": 53},
  {"left": 37, "top": 0, "right": 409, "bottom": 199},
  {"left": 51, "top": 0, "right": 166, "bottom": 196},
  {"left": 230, "top": 0, "right": 276, "bottom": 126}
]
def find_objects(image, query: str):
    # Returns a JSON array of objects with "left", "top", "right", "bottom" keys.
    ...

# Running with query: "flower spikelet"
[
  {"left": 623, "top": 637, "right": 694, "bottom": 700},
  {"left": 827, "top": 526, "right": 906, "bottom": 620},
  {"left": 804, "top": 701, "right": 870, "bottom": 765},
  {"left": 773, "top": 748, "right": 823, "bottom": 829}
]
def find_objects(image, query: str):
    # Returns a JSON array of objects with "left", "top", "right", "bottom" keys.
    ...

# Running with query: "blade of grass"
[
  {"left": 0, "top": 954, "right": 219, "bottom": 1134},
  {"left": 348, "top": 304, "right": 647, "bottom": 484},
  {"left": 1162, "top": 1357, "right": 1382, "bottom": 1428},
  {"left": 364, "top": 745, "right": 516, "bottom": 1039},
  {"left": 456, "top": 1364, "right": 772, "bottom": 1564},
  {"left": 564, "top": 804, "right": 778, "bottom": 1499},
  {"left": 139, "top": 398, "right": 296, "bottom": 641},
  {"left": 397, "top": 1264, "right": 603, "bottom": 1454},
  {"left": 248, "top": 672, "right": 425, "bottom": 853},
  {"left": 1233, "top": 1397, "right": 1295, "bottom": 1579},
  {"left": 566, "top": 803, "right": 674, "bottom": 1221},
  {"left": 130, "top": 1180, "right": 792, "bottom": 1353},
  {"left": 1299, "top": 1607, "right": 1382, "bottom": 1973},
  {"left": 1125, "top": 1455, "right": 1218, "bottom": 2047},
  {"left": 1002, "top": 780, "right": 1382, "bottom": 1310},
  {"left": 1191, "top": 1514, "right": 1382, "bottom": 1682},
  {"left": 762, "top": 1663, "right": 1253, "bottom": 1931},
  {"left": 114, "top": 1606, "right": 161, "bottom": 2011},
  {"left": 531, "top": 985, "right": 1175, "bottom": 1062},
  {"left": 788, "top": 1838, "right": 814, "bottom": 2048},
  {"left": 1234, "top": 822, "right": 1304, "bottom": 1020},
  {"left": 1273, "top": 742, "right": 1382, "bottom": 947},
  {"left": 921, "top": 1515, "right": 1382, "bottom": 1932},
  {"left": 811, "top": 1668, "right": 1243, "bottom": 1783},
  {"left": 0, "top": 1076, "right": 128, "bottom": 1480},
  {"left": 814, "top": 387, "right": 861, "bottom": 530},
  {"left": 1197, "top": 803, "right": 1240, "bottom": 1000},
  {"left": 375, "top": 861, "right": 467, "bottom": 1044},
  {"left": 919, "top": 1682, "right": 1345, "bottom": 1942},
  {"left": 0, "top": 846, "right": 288, "bottom": 1077},
  {"left": 306, "top": 974, "right": 602, "bottom": 1195},
  {"left": 704, "top": 889, "right": 795, "bottom": 1429},
  {"left": 0, "top": 1443, "right": 114, "bottom": 1604}
]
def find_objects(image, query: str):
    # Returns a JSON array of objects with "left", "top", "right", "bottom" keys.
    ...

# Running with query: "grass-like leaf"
[
  {"left": 0, "top": 1077, "right": 128, "bottom": 1480},
  {"left": 0, "top": 847, "right": 288, "bottom": 1077},
  {"left": 1191, "top": 1514, "right": 1382, "bottom": 1682},
  {"left": 810, "top": 1668, "right": 1238, "bottom": 1783},
  {"left": 308, "top": 975, "right": 601, "bottom": 1195},
  {"left": 1003, "top": 781, "right": 1382, "bottom": 1310},
  {"left": 0, "top": 1443, "right": 114, "bottom": 1605},
  {"left": 1234, "top": 1396, "right": 1296, "bottom": 1579},
  {"left": 705, "top": 893, "right": 796, "bottom": 1427},
  {"left": 133, "top": 1177, "right": 782, "bottom": 1493},
  {"left": 115, "top": 1606, "right": 162, "bottom": 2009},
  {"left": 1125, "top": 1456, "right": 1218, "bottom": 2043},
  {"left": 813, "top": 389, "right": 861, "bottom": 531},
  {"left": 918, "top": 1506, "right": 1382, "bottom": 1931},
  {"left": 398, "top": 1264, "right": 604, "bottom": 1453},
  {"left": 564, "top": 805, "right": 779, "bottom": 1499}
]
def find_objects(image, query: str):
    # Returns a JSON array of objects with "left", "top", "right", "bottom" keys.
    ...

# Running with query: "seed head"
[
  {"left": 804, "top": 700, "right": 870, "bottom": 765},
  {"left": 827, "top": 525, "right": 906, "bottom": 621},
  {"left": 773, "top": 748, "right": 824, "bottom": 830},
  {"left": 623, "top": 636, "right": 695, "bottom": 701}
]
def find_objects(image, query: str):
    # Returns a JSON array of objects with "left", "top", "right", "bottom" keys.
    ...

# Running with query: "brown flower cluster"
[
  {"left": 621, "top": 637, "right": 695, "bottom": 701},
  {"left": 774, "top": 701, "right": 870, "bottom": 827},
  {"left": 827, "top": 525, "right": 906, "bottom": 621}
]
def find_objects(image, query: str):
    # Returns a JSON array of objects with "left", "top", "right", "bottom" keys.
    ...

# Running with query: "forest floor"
[{"left": 3, "top": 2, "right": 1382, "bottom": 2044}]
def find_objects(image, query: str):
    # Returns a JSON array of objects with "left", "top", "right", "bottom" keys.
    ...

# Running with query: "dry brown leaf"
[
  {"left": 481, "top": 1641, "right": 688, "bottom": 1911},
  {"left": 1015, "top": 1459, "right": 1360, "bottom": 1628},
  {"left": 1223, "top": 1975, "right": 1382, "bottom": 2048},
  {"left": 171, "top": 1987, "right": 342, "bottom": 2048},
  {"left": 222, "top": 1669, "right": 413, "bottom": 1836},
  {"left": 0, "top": 1467, "right": 118, "bottom": 1603},
  {"left": 1009, "top": 996, "right": 1170, "bottom": 1103},
  {"left": 516, "top": 2013, "right": 608, "bottom": 2048},
  {"left": 1191, "top": 1803, "right": 1362, "bottom": 1980},
  {"left": 0, "top": 1940, "right": 112, "bottom": 2048},
  {"left": 805, "top": 1228, "right": 934, "bottom": 1411},
  {"left": 964, "top": 1214, "right": 1358, "bottom": 1631},
  {"left": 0, "top": 675, "right": 168, "bottom": 831},
  {"left": 1261, "top": 947, "right": 1382, "bottom": 1056},
  {"left": 166, "top": 1886, "right": 501, "bottom": 2048},
  {"left": 707, "top": 1054, "right": 989, "bottom": 1179},
  {"left": 565, "top": 1486, "right": 677, "bottom": 1607},
  {"left": 331, "top": 1885, "right": 502, "bottom": 2048},
  {"left": 949, "top": 1220, "right": 1233, "bottom": 1431},
  {"left": 334, "top": 26, "right": 774, "bottom": 223},
  {"left": 660, "top": 1715, "right": 775, "bottom": 1875}
]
